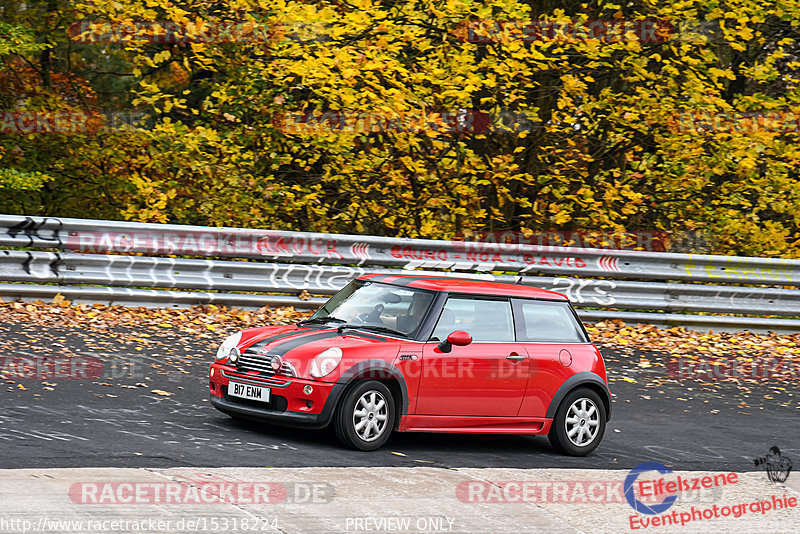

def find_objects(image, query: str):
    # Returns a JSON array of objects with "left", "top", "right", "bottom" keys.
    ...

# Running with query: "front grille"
[
  {"left": 237, "top": 349, "right": 296, "bottom": 377},
  {"left": 221, "top": 369, "right": 289, "bottom": 387},
  {"left": 237, "top": 350, "right": 276, "bottom": 376}
]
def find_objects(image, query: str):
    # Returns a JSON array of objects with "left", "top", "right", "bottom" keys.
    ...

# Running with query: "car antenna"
[{"left": 515, "top": 275, "right": 525, "bottom": 284}]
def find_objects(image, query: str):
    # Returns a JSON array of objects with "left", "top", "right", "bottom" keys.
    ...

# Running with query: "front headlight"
[
  {"left": 309, "top": 347, "right": 342, "bottom": 378},
  {"left": 215, "top": 332, "right": 242, "bottom": 361}
]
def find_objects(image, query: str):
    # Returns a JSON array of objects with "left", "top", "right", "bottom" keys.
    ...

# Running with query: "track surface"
[{"left": 1, "top": 321, "right": 798, "bottom": 472}]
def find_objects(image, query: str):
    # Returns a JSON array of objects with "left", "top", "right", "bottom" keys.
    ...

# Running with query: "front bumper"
[{"left": 209, "top": 363, "right": 344, "bottom": 429}]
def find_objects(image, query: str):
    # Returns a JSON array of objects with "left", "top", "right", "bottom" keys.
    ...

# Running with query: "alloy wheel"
[
  {"left": 352, "top": 390, "right": 389, "bottom": 442},
  {"left": 564, "top": 397, "right": 600, "bottom": 447}
]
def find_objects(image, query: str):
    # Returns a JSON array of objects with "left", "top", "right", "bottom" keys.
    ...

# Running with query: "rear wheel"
[
  {"left": 334, "top": 381, "right": 395, "bottom": 451},
  {"left": 548, "top": 388, "right": 606, "bottom": 456}
]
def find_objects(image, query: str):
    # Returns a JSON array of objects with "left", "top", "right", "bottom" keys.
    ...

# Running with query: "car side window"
[
  {"left": 431, "top": 298, "right": 515, "bottom": 342},
  {"left": 515, "top": 300, "right": 587, "bottom": 343}
]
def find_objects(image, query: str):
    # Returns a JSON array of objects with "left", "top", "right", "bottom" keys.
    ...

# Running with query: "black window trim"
[
  {"left": 511, "top": 297, "right": 590, "bottom": 344},
  {"left": 425, "top": 292, "right": 517, "bottom": 343}
]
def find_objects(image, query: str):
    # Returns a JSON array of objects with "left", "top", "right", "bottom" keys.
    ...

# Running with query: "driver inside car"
[{"left": 395, "top": 291, "right": 430, "bottom": 333}]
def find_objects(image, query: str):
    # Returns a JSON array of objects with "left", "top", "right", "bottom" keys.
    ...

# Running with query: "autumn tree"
[{"left": 1, "top": 0, "right": 799, "bottom": 256}]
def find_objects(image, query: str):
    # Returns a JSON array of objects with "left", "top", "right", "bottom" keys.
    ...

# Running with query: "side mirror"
[{"left": 437, "top": 330, "right": 472, "bottom": 353}]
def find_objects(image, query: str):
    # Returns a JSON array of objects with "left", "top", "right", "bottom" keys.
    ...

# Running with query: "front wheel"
[
  {"left": 548, "top": 388, "right": 606, "bottom": 456},
  {"left": 334, "top": 381, "right": 395, "bottom": 451}
]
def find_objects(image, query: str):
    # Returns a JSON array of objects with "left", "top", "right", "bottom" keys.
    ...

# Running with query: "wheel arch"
[
  {"left": 336, "top": 360, "right": 409, "bottom": 430},
  {"left": 545, "top": 372, "right": 612, "bottom": 421}
]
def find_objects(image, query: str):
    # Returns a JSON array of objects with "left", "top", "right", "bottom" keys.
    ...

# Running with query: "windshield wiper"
[
  {"left": 337, "top": 324, "right": 408, "bottom": 338},
  {"left": 297, "top": 316, "right": 346, "bottom": 326}
]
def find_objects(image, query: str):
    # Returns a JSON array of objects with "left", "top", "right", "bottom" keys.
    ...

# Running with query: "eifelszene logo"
[
  {"left": 624, "top": 462, "right": 678, "bottom": 515},
  {"left": 754, "top": 446, "right": 792, "bottom": 483}
]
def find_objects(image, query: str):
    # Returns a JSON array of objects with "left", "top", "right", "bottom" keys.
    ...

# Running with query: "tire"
[
  {"left": 548, "top": 387, "right": 606, "bottom": 456},
  {"left": 334, "top": 381, "right": 395, "bottom": 451}
]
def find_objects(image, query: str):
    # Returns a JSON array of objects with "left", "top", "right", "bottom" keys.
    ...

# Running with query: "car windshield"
[{"left": 311, "top": 280, "right": 435, "bottom": 336}]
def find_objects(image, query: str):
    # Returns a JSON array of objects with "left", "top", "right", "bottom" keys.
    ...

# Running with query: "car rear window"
[{"left": 514, "top": 299, "right": 587, "bottom": 343}]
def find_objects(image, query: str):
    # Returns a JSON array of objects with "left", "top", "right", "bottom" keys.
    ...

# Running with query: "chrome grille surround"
[{"left": 237, "top": 348, "right": 297, "bottom": 377}]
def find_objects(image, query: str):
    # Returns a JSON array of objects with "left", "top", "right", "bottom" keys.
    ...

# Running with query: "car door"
[{"left": 415, "top": 296, "right": 530, "bottom": 416}]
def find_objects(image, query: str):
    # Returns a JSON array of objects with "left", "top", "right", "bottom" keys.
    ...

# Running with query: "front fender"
[{"left": 336, "top": 359, "right": 410, "bottom": 416}]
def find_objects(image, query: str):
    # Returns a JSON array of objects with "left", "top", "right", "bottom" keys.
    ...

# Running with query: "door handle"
[{"left": 506, "top": 353, "right": 526, "bottom": 362}]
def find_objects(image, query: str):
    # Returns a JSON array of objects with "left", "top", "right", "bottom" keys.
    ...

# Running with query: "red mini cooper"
[{"left": 209, "top": 275, "right": 611, "bottom": 456}]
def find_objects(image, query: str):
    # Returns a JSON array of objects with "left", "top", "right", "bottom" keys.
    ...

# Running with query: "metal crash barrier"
[{"left": 1, "top": 214, "right": 799, "bottom": 332}]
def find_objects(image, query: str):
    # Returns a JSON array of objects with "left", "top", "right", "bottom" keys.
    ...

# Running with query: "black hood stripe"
[
  {"left": 267, "top": 331, "right": 341, "bottom": 357},
  {"left": 245, "top": 321, "right": 395, "bottom": 357},
  {"left": 245, "top": 328, "right": 314, "bottom": 353},
  {"left": 253, "top": 329, "right": 391, "bottom": 358}
]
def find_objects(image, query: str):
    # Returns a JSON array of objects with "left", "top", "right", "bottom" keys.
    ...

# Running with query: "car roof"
[{"left": 358, "top": 274, "right": 568, "bottom": 301}]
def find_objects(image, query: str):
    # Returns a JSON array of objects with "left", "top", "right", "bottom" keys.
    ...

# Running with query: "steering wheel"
[{"left": 355, "top": 304, "right": 384, "bottom": 324}]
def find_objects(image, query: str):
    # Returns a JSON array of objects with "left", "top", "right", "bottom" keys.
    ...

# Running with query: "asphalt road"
[{"left": 1, "top": 320, "right": 798, "bottom": 472}]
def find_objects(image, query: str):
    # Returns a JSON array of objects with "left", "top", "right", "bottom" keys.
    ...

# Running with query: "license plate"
[{"left": 228, "top": 382, "right": 271, "bottom": 403}]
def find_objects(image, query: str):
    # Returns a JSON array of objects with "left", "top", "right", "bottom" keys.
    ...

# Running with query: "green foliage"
[
  {"left": 1, "top": 0, "right": 800, "bottom": 256},
  {"left": 0, "top": 21, "right": 49, "bottom": 57},
  {"left": 0, "top": 168, "right": 51, "bottom": 190}
]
